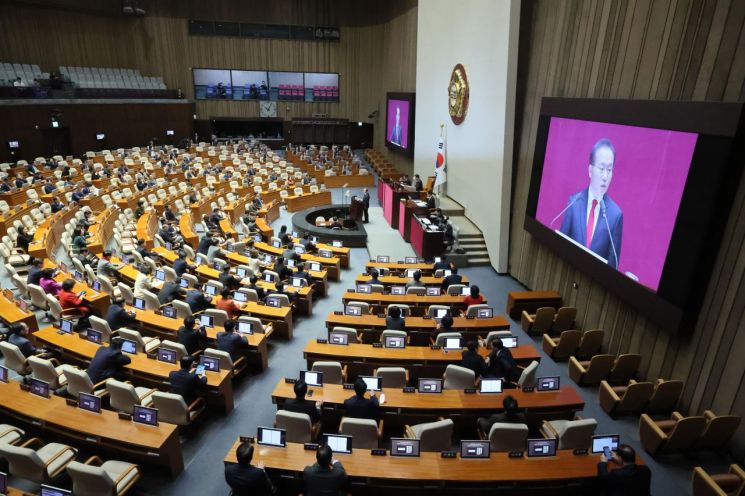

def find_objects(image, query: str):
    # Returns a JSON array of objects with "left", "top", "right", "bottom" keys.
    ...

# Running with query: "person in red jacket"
[
  {"left": 463, "top": 285, "right": 484, "bottom": 307},
  {"left": 58, "top": 279, "right": 93, "bottom": 317}
]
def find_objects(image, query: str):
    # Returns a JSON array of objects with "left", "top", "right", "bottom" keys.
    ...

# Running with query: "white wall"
[{"left": 414, "top": 0, "right": 519, "bottom": 273}]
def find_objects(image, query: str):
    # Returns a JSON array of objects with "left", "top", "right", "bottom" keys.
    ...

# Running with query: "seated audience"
[
  {"left": 225, "top": 442, "right": 275, "bottom": 496},
  {"left": 216, "top": 320, "right": 249, "bottom": 362},
  {"left": 169, "top": 356, "right": 207, "bottom": 405},
  {"left": 178, "top": 316, "right": 207, "bottom": 355},
  {"left": 463, "top": 285, "right": 484, "bottom": 307},
  {"left": 8, "top": 323, "right": 47, "bottom": 358},
  {"left": 385, "top": 306, "right": 405, "bottom": 331},
  {"left": 483, "top": 339, "right": 518, "bottom": 382},
  {"left": 283, "top": 380, "right": 322, "bottom": 425},
  {"left": 86, "top": 337, "right": 130, "bottom": 383},
  {"left": 303, "top": 445, "right": 347, "bottom": 496},
  {"left": 106, "top": 296, "right": 137, "bottom": 331},
  {"left": 597, "top": 444, "right": 651, "bottom": 496},
  {"left": 405, "top": 270, "right": 425, "bottom": 289},
  {"left": 58, "top": 279, "right": 93, "bottom": 317},
  {"left": 460, "top": 340, "right": 485, "bottom": 377},
  {"left": 39, "top": 268, "right": 62, "bottom": 295},
  {"left": 216, "top": 288, "right": 241, "bottom": 320},
  {"left": 343, "top": 377, "right": 379, "bottom": 420},
  {"left": 477, "top": 395, "right": 527, "bottom": 434}
]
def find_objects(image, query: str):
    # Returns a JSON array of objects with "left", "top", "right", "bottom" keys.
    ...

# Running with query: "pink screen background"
[
  {"left": 387, "top": 99, "right": 410, "bottom": 149},
  {"left": 535, "top": 117, "right": 698, "bottom": 291}
]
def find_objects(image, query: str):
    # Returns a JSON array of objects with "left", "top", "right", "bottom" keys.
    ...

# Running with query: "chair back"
[
  {"left": 117, "top": 328, "right": 147, "bottom": 353},
  {"left": 89, "top": 316, "right": 114, "bottom": 343},
  {"left": 64, "top": 366, "right": 95, "bottom": 397},
  {"left": 28, "top": 284, "right": 49, "bottom": 309},
  {"left": 388, "top": 304, "right": 411, "bottom": 317},
  {"left": 142, "top": 290, "right": 160, "bottom": 311},
  {"left": 205, "top": 309, "right": 229, "bottom": 327},
  {"left": 405, "top": 286, "right": 424, "bottom": 295},
  {"left": 517, "top": 360, "right": 539, "bottom": 387},
  {"left": 616, "top": 381, "right": 655, "bottom": 414},
  {"left": 339, "top": 417, "right": 379, "bottom": 449},
  {"left": 447, "top": 284, "right": 466, "bottom": 296},
  {"left": 151, "top": 392, "right": 190, "bottom": 425},
  {"left": 331, "top": 326, "right": 359, "bottom": 344},
  {"left": 552, "top": 306, "right": 577, "bottom": 332},
  {"left": 665, "top": 416, "right": 707, "bottom": 451},
  {"left": 465, "top": 304, "right": 489, "bottom": 318},
  {"left": 695, "top": 413, "right": 741, "bottom": 450},
  {"left": 532, "top": 307, "right": 556, "bottom": 333},
  {"left": 557, "top": 418, "right": 598, "bottom": 449},
  {"left": 0, "top": 444, "right": 45, "bottom": 483},
  {"left": 417, "top": 419, "right": 454, "bottom": 452},
  {"left": 607, "top": 354, "right": 642, "bottom": 385},
  {"left": 583, "top": 354, "right": 615, "bottom": 385},
  {"left": 28, "top": 355, "right": 63, "bottom": 388},
  {"left": 485, "top": 331, "right": 512, "bottom": 348},
  {"left": 204, "top": 348, "right": 234, "bottom": 371},
  {"left": 172, "top": 300, "right": 192, "bottom": 318},
  {"left": 346, "top": 301, "right": 369, "bottom": 314},
  {"left": 427, "top": 305, "right": 450, "bottom": 317},
  {"left": 576, "top": 329, "right": 604, "bottom": 359},
  {"left": 275, "top": 410, "right": 312, "bottom": 443},
  {"left": 66, "top": 461, "right": 115, "bottom": 496},
  {"left": 380, "top": 330, "right": 407, "bottom": 342},
  {"left": 106, "top": 379, "right": 140, "bottom": 413},
  {"left": 117, "top": 283, "right": 135, "bottom": 305},
  {"left": 160, "top": 340, "right": 188, "bottom": 361},
  {"left": 237, "top": 316, "right": 267, "bottom": 333},
  {"left": 552, "top": 330, "right": 582, "bottom": 358},
  {"left": 443, "top": 364, "right": 475, "bottom": 389},
  {"left": 0, "top": 342, "right": 30, "bottom": 375},
  {"left": 488, "top": 423, "right": 529, "bottom": 452},
  {"left": 311, "top": 361, "right": 343, "bottom": 384},
  {"left": 375, "top": 367, "right": 407, "bottom": 388},
  {"left": 434, "top": 332, "right": 463, "bottom": 347},
  {"left": 646, "top": 380, "right": 684, "bottom": 413},
  {"left": 267, "top": 293, "right": 290, "bottom": 308}
]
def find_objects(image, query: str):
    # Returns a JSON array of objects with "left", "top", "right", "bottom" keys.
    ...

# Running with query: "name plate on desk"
[
  {"left": 342, "top": 383, "right": 355, "bottom": 390},
  {"left": 509, "top": 451, "right": 524, "bottom": 458},
  {"left": 466, "top": 315, "right": 475, "bottom": 320},
  {"left": 118, "top": 412, "right": 132, "bottom": 421},
  {"left": 66, "top": 398, "right": 78, "bottom": 407},
  {"left": 372, "top": 343, "right": 383, "bottom": 348},
  {"left": 304, "top": 443, "right": 319, "bottom": 451},
  {"left": 441, "top": 451, "right": 457, "bottom": 458},
  {"left": 284, "top": 378, "right": 298, "bottom": 384},
  {"left": 573, "top": 448, "right": 588, "bottom": 455},
  {"left": 19, "top": 383, "right": 30, "bottom": 391},
  {"left": 146, "top": 353, "right": 156, "bottom": 360},
  {"left": 464, "top": 388, "right": 477, "bottom": 394},
  {"left": 430, "top": 345, "right": 442, "bottom": 350},
  {"left": 377, "top": 313, "right": 386, "bottom": 318},
  {"left": 347, "top": 289, "right": 356, "bottom": 293},
  {"left": 371, "top": 449, "right": 387, "bottom": 456},
  {"left": 423, "top": 315, "right": 432, "bottom": 320},
  {"left": 316, "top": 338, "right": 328, "bottom": 344},
  {"left": 334, "top": 311, "right": 343, "bottom": 315},
  {"left": 402, "top": 387, "right": 416, "bottom": 393},
  {"left": 522, "top": 386, "right": 535, "bottom": 393},
  {"left": 239, "top": 436, "right": 254, "bottom": 444}
]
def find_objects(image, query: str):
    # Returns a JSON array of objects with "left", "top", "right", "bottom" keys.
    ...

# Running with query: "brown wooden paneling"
[{"left": 511, "top": 0, "right": 745, "bottom": 456}]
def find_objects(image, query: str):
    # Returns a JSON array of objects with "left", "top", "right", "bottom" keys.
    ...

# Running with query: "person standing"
[{"left": 362, "top": 187, "right": 370, "bottom": 223}]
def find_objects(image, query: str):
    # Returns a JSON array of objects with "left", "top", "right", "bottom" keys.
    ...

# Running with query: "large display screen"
[
  {"left": 534, "top": 117, "right": 697, "bottom": 291},
  {"left": 385, "top": 92, "right": 415, "bottom": 157},
  {"left": 192, "top": 68, "right": 339, "bottom": 102}
]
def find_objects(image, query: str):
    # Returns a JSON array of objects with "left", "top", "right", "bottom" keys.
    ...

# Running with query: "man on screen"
[
  {"left": 390, "top": 106, "right": 403, "bottom": 145},
  {"left": 559, "top": 138, "right": 623, "bottom": 268}
]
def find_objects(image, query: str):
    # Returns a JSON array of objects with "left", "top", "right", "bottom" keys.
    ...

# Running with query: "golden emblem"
[{"left": 448, "top": 64, "right": 469, "bottom": 125}]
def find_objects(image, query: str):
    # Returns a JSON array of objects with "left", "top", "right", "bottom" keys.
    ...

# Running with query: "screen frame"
[{"left": 385, "top": 92, "right": 416, "bottom": 158}]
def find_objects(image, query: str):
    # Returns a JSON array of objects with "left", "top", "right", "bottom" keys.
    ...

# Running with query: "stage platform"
[{"left": 291, "top": 204, "right": 368, "bottom": 247}]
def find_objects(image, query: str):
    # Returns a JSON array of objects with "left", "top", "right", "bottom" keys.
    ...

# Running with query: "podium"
[
  {"left": 399, "top": 199, "right": 429, "bottom": 242},
  {"left": 349, "top": 198, "right": 363, "bottom": 221}
]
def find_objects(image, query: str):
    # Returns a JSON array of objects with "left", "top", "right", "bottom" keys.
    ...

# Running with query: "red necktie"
[{"left": 587, "top": 199, "right": 598, "bottom": 248}]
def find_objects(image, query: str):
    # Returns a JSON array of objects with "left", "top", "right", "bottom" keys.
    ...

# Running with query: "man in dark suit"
[
  {"left": 460, "top": 341, "right": 485, "bottom": 377},
  {"left": 433, "top": 255, "right": 449, "bottom": 272},
  {"left": 426, "top": 192, "right": 436, "bottom": 209},
  {"left": 218, "top": 265, "right": 241, "bottom": 291},
  {"left": 385, "top": 306, "right": 406, "bottom": 331},
  {"left": 390, "top": 106, "right": 403, "bottom": 145},
  {"left": 440, "top": 266, "right": 463, "bottom": 291},
  {"left": 177, "top": 316, "right": 207, "bottom": 355},
  {"left": 225, "top": 442, "right": 275, "bottom": 496},
  {"left": 559, "top": 138, "right": 623, "bottom": 269},
  {"left": 476, "top": 395, "right": 527, "bottom": 435},
  {"left": 362, "top": 188, "right": 370, "bottom": 223},
  {"left": 343, "top": 378, "right": 379, "bottom": 420},
  {"left": 26, "top": 258, "right": 43, "bottom": 286},
  {"left": 158, "top": 281, "right": 184, "bottom": 305},
  {"left": 105, "top": 297, "right": 137, "bottom": 331},
  {"left": 86, "top": 338, "right": 131, "bottom": 384},
  {"left": 247, "top": 276, "right": 267, "bottom": 301},
  {"left": 169, "top": 356, "right": 207, "bottom": 405},
  {"left": 197, "top": 232, "right": 217, "bottom": 256},
  {"left": 293, "top": 263, "right": 311, "bottom": 282},
  {"left": 185, "top": 288, "right": 211, "bottom": 313},
  {"left": 216, "top": 320, "right": 249, "bottom": 361},
  {"left": 8, "top": 323, "right": 47, "bottom": 358},
  {"left": 413, "top": 174, "right": 423, "bottom": 192},
  {"left": 173, "top": 251, "right": 193, "bottom": 277},
  {"left": 283, "top": 380, "right": 322, "bottom": 425},
  {"left": 597, "top": 444, "right": 651, "bottom": 496},
  {"left": 303, "top": 445, "right": 347, "bottom": 496}
]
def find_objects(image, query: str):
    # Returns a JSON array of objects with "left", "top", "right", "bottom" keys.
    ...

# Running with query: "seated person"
[
  {"left": 50, "top": 197, "right": 64, "bottom": 213},
  {"left": 476, "top": 395, "right": 527, "bottom": 435},
  {"left": 463, "top": 285, "right": 484, "bottom": 308},
  {"left": 225, "top": 442, "right": 275, "bottom": 496},
  {"left": 173, "top": 251, "right": 194, "bottom": 276},
  {"left": 26, "top": 258, "right": 43, "bottom": 286},
  {"left": 293, "top": 263, "right": 311, "bottom": 282},
  {"left": 343, "top": 377, "right": 379, "bottom": 420},
  {"left": 185, "top": 288, "right": 212, "bottom": 313},
  {"left": 72, "top": 227, "right": 89, "bottom": 252},
  {"left": 434, "top": 314, "right": 454, "bottom": 337},
  {"left": 273, "top": 257, "right": 292, "bottom": 281},
  {"left": 329, "top": 217, "right": 343, "bottom": 229},
  {"left": 97, "top": 250, "right": 121, "bottom": 280},
  {"left": 269, "top": 282, "right": 295, "bottom": 303},
  {"left": 105, "top": 297, "right": 137, "bottom": 331},
  {"left": 15, "top": 227, "right": 33, "bottom": 253},
  {"left": 218, "top": 265, "right": 241, "bottom": 291},
  {"left": 246, "top": 276, "right": 267, "bottom": 301},
  {"left": 136, "top": 239, "right": 159, "bottom": 260},
  {"left": 216, "top": 288, "right": 241, "bottom": 320},
  {"left": 597, "top": 444, "right": 651, "bottom": 496},
  {"left": 169, "top": 356, "right": 207, "bottom": 405},
  {"left": 283, "top": 380, "right": 322, "bottom": 426},
  {"left": 482, "top": 339, "right": 519, "bottom": 382},
  {"left": 39, "top": 268, "right": 62, "bottom": 296},
  {"left": 133, "top": 265, "right": 155, "bottom": 298},
  {"left": 86, "top": 337, "right": 131, "bottom": 384},
  {"left": 405, "top": 270, "right": 425, "bottom": 289},
  {"left": 178, "top": 316, "right": 207, "bottom": 355},
  {"left": 76, "top": 247, "right": 98, "bottom": 268},
  {"left": 158, "top": 280, "right": 185, "bottom": 305},
  {"left": 460, "top": 340, "right": 485, "bottom": 378},
  {"left": 216, "top": 320, "right": 249, "bottom": 362},
  {"left": 385, "top": 306, "right": 405, "bottom": 331},
  {"left": 426, "top": 192, "right": 436, "bottom": 209},
  {"left": 368, "top": 269, "right": 381, "bottom": 285},
  {"left": 58, "top": 279, "right": 93, "bottom": 317},
  {"left": 197, "top": 232, "right": 219, "bottom": 256},
  {"left": 440, "top": 265, "right": 462, "bottom": 291},
  {"left": 8, "top": 323, "right": 48, "bottom": 358},
  {"left": 303, "top": 445, "right": 347, "bottom": 496}
]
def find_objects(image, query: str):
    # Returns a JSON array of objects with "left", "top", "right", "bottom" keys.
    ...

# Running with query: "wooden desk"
[
  {"left": 285, "top": 191, "right": 332, "bottom": 213},
  {"left": 253, "top": 241, "right": 341, "bottom": 281},
  {"left": 0, "top": 380, "right": 183, "bottom": 477},
  {"left": 399, "top": 199, "right": 429, "bottom": 242},
  {"left": 292, "top": 236, "right": 350, "bottom": 268},
  {"left": 225, "top": 250, "right": 329, "bottom": 298},
  {"left": 323, "top": 174, "right": 375, "bottom": 188},
  {"left": 29, "top": 206, "right": 78, "bottom": 259},
  {"left": 179, "top": 213, "right": 199, "bottom": 249},
  {"left": 0, "top": 291, "right": 39, "bottom": 331},
  {"left": 33, "top": 326, "right": 235, "bottom": 412},
  {"left": 259, "top": 200, "right": 280, "bottom": 223},
  {"left": 341, "top": 291, "right": 484, "bottom": 315},
  {"left": 410, "top": 215, "right": 444, "bottom": 261},
  {"left": 366, "top": 261, "right": 435, "bottom": 275},
  {"left": 0, "top": 201, "right": 35, "bottom": 236},
  {"left": 45, "top": 261, "right": 110, "bottom": 317},
  {"left": 303, "top": 341, "right": 540, "bottom": 382},
  {"left": 255, "top": 217, "right": 273, "bottom": 238},
  {"left": 224, "top": 439, "right": 637, "bottom": 495},
  {"left": 355, "top": 275, "right": 469, "bottom": 287},
  {"left": 506, "top": 291, "right": 563, "bottom": 319},
  {"left": 136, "top": 211, "right": 159, "bottom": 249},
  {"left": 86, "top": 207, "right": 118, "bottom": 254}
]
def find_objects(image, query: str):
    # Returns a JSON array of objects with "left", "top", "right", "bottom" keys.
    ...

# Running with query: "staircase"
[{"left": 438, "top": 197, "right": 491, "bottom": 267}]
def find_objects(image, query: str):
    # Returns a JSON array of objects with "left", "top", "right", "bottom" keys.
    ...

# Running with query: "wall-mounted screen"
[
  {"left": 192, "top": 69, "right": 340, "bottom": 103},
  {"left": 268, "top": 71, "right": 304, "bottom": 101},
  {"left": 385, "top": 92, "right": 415, "bottom": 158},
  {"left": 231, "top": 70, "right": 270, "bottom": 100},
  {"left": 305, "top": 72, "right": 339, "bottom": 102},
  {"left": 524, "top": 98, "right": 745, "bottom": 334},
  {"left": 193, "top": 69, "right": 232, "bottom": 99}
]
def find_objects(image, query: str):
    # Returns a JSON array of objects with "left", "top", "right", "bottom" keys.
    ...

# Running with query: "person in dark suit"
[
  {"left": 273, "top": 257, "right": 292, "bottom": 281},
  {"left": 216, "top": 320, "right": 249, "bottom": 361},
  {"left": 8, "top": 323, "right": 47, "bottom": 358},
  {"left": 247, "top": 275, "right": 267, "bottom": 301},
  {"left": 303, "top": 444, "right": 347, "bottom": 496},
  {"left": 390, "top": 106, "right": 403, "bottom": 145},
  {"left": 197, "top": 232, "right": 217, "bottom": 256},
  {"left": 432, "top": 255, "right": 449, "bottom": 272},
  {"left": 343, "top": 378, "right": 379, "bottom": 420},
  {"left": 482, "top": 340, "right": 519, "bottom": 382},
  {"left": 597, "top": 444, "right": 651, "bottom": 496},
  {"left": 218, "top": 265, "right": 241, "bottom": 291},
  {"left": 413, "top": 174, "right": 423, "bottom": 192},
  {"left": 385, "top": 306, "right": 406, "bottom": 331},
  {"left": 158, "top": 281, "right": 185, "bottom": 305},
  {"left": 173, "top": 251, "right": 193, "bottom": 277},
  {"left": 169, "top": 356, "right": 207, "bottom": 405},
  {"left": 26, "top": 258, "right": 43, "bottom": 286},
  {"left": 559, "top": 139, "right": 623, "bottom": 269},
  {"left": 177, "top": 316, "right": 207, "bottom": 355},
  {"left": 476, "top": 395, "right": 527, "bottom": 435},
  {"left": 460, "top": 341, "right": 485, "bottom": 378},
  {"left": 225, "top": 442, "right": 275, "bottom": 496},
  {"left": 293, "top": 263, "right": 311, "bottom": 282},
  {"left": 440, "top": 266, "right": 463, "bottom": 292},
  {"left": 362, "top": 187, "right": 370, "bottom": 223},
  {"left": 426, "top": 192, "right": 436, "bottom": 209},
  {"left": 283, "top": 380, "right": 322, "bottom": 425},
  {"left": 86, "top": 338, "right": 131, "bottom": 384},
  {"left": 105, "top": 297, "right": 136, "bottom": 331},
  {"left": 185, "top": 288, "right": 211, "bottom": 313}
]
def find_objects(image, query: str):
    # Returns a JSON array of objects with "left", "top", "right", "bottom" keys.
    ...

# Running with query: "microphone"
[
  {"left": 600, "top": 200, "right": 619, "bottom": 267},
  {"left": 549, "top": 193, "right": 582, "bottom": 228}
]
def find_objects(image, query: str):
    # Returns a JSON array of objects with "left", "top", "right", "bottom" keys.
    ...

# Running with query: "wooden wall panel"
[{"left": 512, "top": 0, "right": 745, "bottom": 456}]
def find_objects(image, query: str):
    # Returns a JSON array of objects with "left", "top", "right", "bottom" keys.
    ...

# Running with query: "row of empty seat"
[{"left": 61, "top": 66, "right": 166, "bottom": 90}]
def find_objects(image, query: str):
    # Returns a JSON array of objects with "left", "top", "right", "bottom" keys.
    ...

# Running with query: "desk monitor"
[
  {"left": 203, "top": 284, "right": 218, "bottom": 296},
  {"left": 199, "top": 355, "right": 220, "bottom": 372},
  {"left": 344, "top": 305, "right": 361, "bottom": 316},
  {"left": 73, "top": 270, "right": 83, "bottom": 282},
  {"left": 442, "top": 270, "right": 452, "bottom": 277},
  {"left": 155, "top": 269, "right": 165, "bottom": 281},
  {"left": 527, "top": 438, "right": 557, "bottom": 457},
  {"left": 319, "top": 249, "right": 332, "bottom": 258},
  {"left": 479, "top": 378, "right": 503, "bottom": 394},
  {"left": 434, "top": 308, "right": 449, "bottom": 320},
  {"left": 263, "top": 273, "right": 275, "bottom": 283},
  {"left": 323, "top": 434, "right": 352, "bottom": 454},
  {"left": 390, "top": 286, "right": 405, "bottom": 295},
  {"left": 121, "top": 339, "right": 137, "bottom": 355},
  {"left": 477, "top": 308, "right": 493, "bottom": 319},
  {"left": 500, "top": 336, "right": 518, "bottom": 348},
  {"left": 294, "top": 246, "right": 305, "bottom": 255},
  {"left": 433, "top": 257, "right": 442, "bottom": 263},
  {"left": 332, "top": 240, "right": 343, "bottom": 248},
  {"left": 59, "top": 261, "right": 68, "bottom": 273},
  {"left": 257, "top": 427, "right": 286, "bottom": 447},
  {"left": 195, "top": 255, "right": 206, "bottom": 266},
  {"left": 460, "top": 440, "right": 491, "bottom": 459},
  {"left": 40, "top": 485, "right": 72, "bottom": 496},
  {"left": 376, "top": 255, "right": 390, "bottom": 263},
  {"left": 390, "top": 438, "right": 420, "bottom": 457},
  {"left": 237, "top": 321, "right": 253, "bottom": 334},
  {"left": 157, "top": 348, "right": 177, "bottom": 364},
  {"left": 179, "top": 278, "right": 189, "bottom": 288},
  {"left": 418, "top": 378, "right": 443, "bottom": 393},
  {"left": 199, "top": 314, "right": 214, "bottom": 328},
  {"left": 426, "top": 287, "right": 441, "bottom": 296},
  {"left": 91, "top": 280, "right": 101, "bottom": 292},
  {"left": 405, "top": 256, "right": 418, "bottom": 264},
  {"left": 384, "top": 336, "right": 405, "bottom": 349},
  {"left": 86, "top": 329, "right": 102, "bottom": 344},
  {"left": 537, "top": 376, "right": 560, "bottom": 391},
  {"left": 287, "top": 259, "right": 296, "bottom": 268},
  {"left": 233, "top": 290, "right": 249, "bottom": 303},
  {"left": 461, "top": 286, "right": 471, "bottom": 296},
  {"left": 165, "top": 242, "right": 173, "bottom": 250},
  {"left": 96, "top": 133, "right": 106, "bottom": 141},
  {"left": 356, "top": 284, "right": 371, "bottom": 294},
  {"left": 59, "top": 318, "right": 74, "bottom": 334},
  {"left": 299, "top": 370, "right": 323, "bottom": 387},
  {"left": 591, "top": 434, "right": 620, "bottom": 454},
  {"left": 79, "top": 392, "right": 101, "bottom": 413},
  {"left": 443, "top": 337, "right": 462, "bottom": 350},
  {"left": 133, "top": 297, "right": 146, "bottom": 310},
  {"left": 405, "top": 269, "right": 417, "bottom": 277},
  {"left": 328, "top": 331, "right": 348, "bottom": 345},
  {"left": 236, "top": 267, "right": 248, "bottom": 278},
  {"left": 271, "top": 239, "right": 281, "bottom": 248},
  {"left": 253, "top": 234, "right": 262, "bottom": 242},
  {"left": 133, "top": 405, "right": 158, "bottom": 426},
  {"left": 30, "top": 378, "right": 50, "bottom": 398},
  {"left": 290, "top": 277, "right": 303, "bottom": 288},
  {"left": 292, "top": 231, "right": 299, "bottom": 238},
  {"left": 360, "top": 376, "right": 382, "bottom": 391},
  {"left": 162, "top": 305, "right": 177, "bottom": 319},
  {"left": 0, "top": 365, "right": 8, "bottom": 383},
  {"left": 265, "top": 296, "right": 280, "bottom": 308},
  {"left": 263, "top": 254, "right": 274, "bottom": 264},
  {"left": 310, "top": 262, "right": 322, "bottom": 272}
]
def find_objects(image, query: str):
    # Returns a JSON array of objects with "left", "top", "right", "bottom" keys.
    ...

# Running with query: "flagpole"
[{"left": 438, "top": 123, "right": 446, "bottom": 197}]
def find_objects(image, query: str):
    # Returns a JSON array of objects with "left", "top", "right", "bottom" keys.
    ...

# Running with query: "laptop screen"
[
  {"left": 332, "top": 240, "right": 342, "bottom": 248},
  {"left": 426, "top": 287, "right": 441, "bottom": 296},
  {"left": 266, "top": 297, "right": 280, "bottom": 308},
  {"left": 390, "top": 438, "right": 420, "bottom": 457},
  {"left": 591, "top": 435, "right": 620, "bottom": 454},
  {"left": 324, "top": 434, "right": 352, "bottom": 454},
  {"left": 162, "top": 306, "right": 177, "bottom": 319},
  {"left": 376, "top": 256, "right": 389, "bottom": 263},
  {"left": 0, "top": 472, "right": 6, "bottom": 495},
  {"left": 91, "top": 280, "right": 101, "bottom": 292},
  {"left": 257, "top": 427, "right": 286, "bottom": 447},
  {"left": 233, "top": 291, "right": 248, "bottom": 303},
  {"left": 264, "top": 254, "right": 273, "bottom": 264},
  {"left": 418, "top": 378, "right": 443, "bottom": 393},
  {"left": 405, "top": 257, "right": 418, "bottom": 264},
  {"left": 287, "top": 259, "right": 296, "bottom": 268},
  {"left": 443, "top": 337, "right": 462, "bottom": 350},
  {"left": 263, "top": 273, "right": 275, "bottom": 282},
  {"left": 73, "top": 270, "right": 83, "bottom": 282},
  {"left": 361, "top": 376, "right": 382, "bottom": 391},
  {"left": 30, "top": 378, "right": 50, "bottom": 398},
  {"left": 328, "top": 332, "right": 348, "bottom": 345},
  {"left": 40, "top": 485, "right": 72, "bottom": 496},
  {"left": 290, "top": 277, "right": 303, "bottom": 287},
  {"left": 60, "top": 318, "right": 74, "bottom": 334},
  {"left": 537, "top": 376, "right": 560, "bottom": 392},
  {"left": 405, "top": 269, "right": 417, "bottom": 277},
  {"left": 203, "top": 284, "right": 217, "bottom": 296},
  {"left": 157, "top": 348, "right": 177, "bottom": 364},
  {"left": 236, "top": 267, "right": 247, "bottom": 277},
  {"left": 179, "top": 278, "right": 189, "bottom": 288},
  {"left": 460, "top": 440, "right": 490, "bottom": 459},
  {"left": 59, "top": 261, "right": 68, "bottom": 273},
  {"left": 527, "top": 438, "right": 557, "bottom": 457},
  {"left": 434, "top": 308, "right": 449, "bottom": 319},
  {"left": 294, "top": 246, "right": 305, "bottom": 254},
  {"left": 121, "top": 339, "right": 137, "bottom": 354},
  {"left": 344, "top": 305, "right": 361, "bottom": 316},
  {"left": 199, "top": 314, "right": 214, "bottom": 328},
  {"left": 390, "top": 286, "right": 405, "bottom": 295},
  {"left": 199, "top": 356, "right": 220, "bottom": 372},
  {"left": 384, "top": 336, "right": 405, "bottom": 349},
  {"left": 195, "top": 256, "right": 205, "bottom": 266},
  {"left": 500, "top": 336, "right": 518, "bottom": 348},
  {"left": 356, "top": 284, "right": 371, "bottom": 294},
  {"left": 86, "top": 329, "right": 102, "bottom": 344},
  {"left": 461, "top": 286, "right": 471, "bottom": 296},
  {"left": 299, "top": 370, "right": 323, "bottom": 387},
  {"left": 477, "top": 308, "right": 493, "bottom": 319},
  {"left": 133, "top": 405, "right": 158, "bottom": 426},
  {"left": 479, "top": 378, "right": 503, "bottom": 394},
  {"left": 442, "top": 270, "right": 452, "bottom": 277},
  {"left": 254, "top": 234, "right": 262, "bottom": 242},
  {"left": 271, "top": 240, "right": 281, "bottom": 248},
  {"left": 155, "top": 269, "right": 165, "bottom": 281},
  {"left": 133, "top": 297, "right": 146, "bottom": 310},
  {"left": 319, "top": 249, "right": 332, "bottom": 258},
  {"left": 79, "top": 392, "right": 101, "bottom": 413},
  {"left": 237, "top": 321, "right": 253, "bottom": 334},
  {"left": 0, "top": 365, "right": 8, "bottom": 383},
  {"left": 310, "top": 262, "right": 321, "bottom": 272}
]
